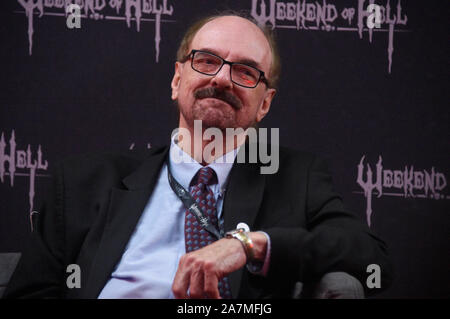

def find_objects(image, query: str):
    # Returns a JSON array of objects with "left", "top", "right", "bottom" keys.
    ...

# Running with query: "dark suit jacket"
[{"left": 5, "top": 144, "right": 392, "bottom": 298}]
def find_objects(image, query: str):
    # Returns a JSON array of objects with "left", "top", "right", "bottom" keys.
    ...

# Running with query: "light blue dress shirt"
[{"left": 98, "top": 136, "right": 270, "bottom": 298}]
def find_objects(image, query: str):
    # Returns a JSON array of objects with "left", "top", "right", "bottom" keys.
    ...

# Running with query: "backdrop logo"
[
  {"left": 15, "top": 0, "right": 175, "bottom": 62},
  {"left": 355, "top": 155, "right": 449, "bottom": 227},
  {"left": 250, "top": 0, "right": 409, "bottom": 73},
  {"left": 0, "top": 130, "right": 50, "bottom": 213}
]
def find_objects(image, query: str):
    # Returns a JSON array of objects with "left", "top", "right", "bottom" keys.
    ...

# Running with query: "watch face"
[{"left": 225, "top": 230, "right": 235, "bottom": 238}]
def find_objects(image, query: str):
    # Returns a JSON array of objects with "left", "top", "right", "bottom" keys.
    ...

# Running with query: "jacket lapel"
[
  {"left": 83, "top": 146, "right": 169, "bottom": 298},
  {"left": 223, "top": 145, "right": 266, "bottom": 298}
]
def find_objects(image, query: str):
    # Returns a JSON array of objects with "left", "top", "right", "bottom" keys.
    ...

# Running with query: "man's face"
[{"left": 171, "top": 16, "right": 276, "bottom": 131}]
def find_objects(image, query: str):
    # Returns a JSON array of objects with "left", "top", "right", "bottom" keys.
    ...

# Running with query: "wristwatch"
[{"left": 225, "top": 228, "right": 254, "bottom": 262}]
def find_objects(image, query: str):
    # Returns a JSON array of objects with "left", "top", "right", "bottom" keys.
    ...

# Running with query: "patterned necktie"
[{"left": 184, "top": 166, "right": 232, "bottom": 299}]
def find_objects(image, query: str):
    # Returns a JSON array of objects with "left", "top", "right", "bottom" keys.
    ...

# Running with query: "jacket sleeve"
[
  {"left": 265, "top": 156, "right": 393, "bottom": 295},
  {"left": 4, "top": 163, "right": 66, "bottom": 298}
]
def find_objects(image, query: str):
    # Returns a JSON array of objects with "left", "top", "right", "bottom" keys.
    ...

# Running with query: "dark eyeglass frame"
[{"left": 183, "top": 49, "right": 269, "bottom": 89}]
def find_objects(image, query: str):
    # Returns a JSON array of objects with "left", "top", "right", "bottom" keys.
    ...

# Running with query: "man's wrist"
[
  {"left": 225, "top": 229, "right": 255, "bottom": 262},
  {"left": 224, "top": 230, "right": 268, "bottom": 264},
  {"left": 248, "top": 231, "right": 268, "bottom": 262}
]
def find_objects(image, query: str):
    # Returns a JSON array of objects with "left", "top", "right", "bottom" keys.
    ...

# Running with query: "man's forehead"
[{"left": 189, "top": 16, "right": 272, "bottom": 70}]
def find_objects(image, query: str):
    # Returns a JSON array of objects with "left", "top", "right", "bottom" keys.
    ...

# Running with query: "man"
[{"left": 5, "top": 13, "right": 391, "bottom": 299}]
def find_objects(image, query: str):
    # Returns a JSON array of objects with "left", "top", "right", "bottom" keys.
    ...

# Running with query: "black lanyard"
[{"left": 166, "top": 160, "right": 222, "bottom": 240}]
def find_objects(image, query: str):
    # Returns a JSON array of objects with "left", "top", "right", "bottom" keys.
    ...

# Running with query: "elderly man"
[{"left": 5, "top": 13, "right": 391, "bottom": 299}]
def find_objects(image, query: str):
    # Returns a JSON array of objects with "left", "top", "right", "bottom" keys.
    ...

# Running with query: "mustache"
[{"left": 194, "top": 87, "right": 242, "bottom": 110}]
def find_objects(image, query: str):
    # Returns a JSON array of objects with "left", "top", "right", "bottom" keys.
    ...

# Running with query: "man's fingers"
[
  {"left": 172, "top": 256, "right": 191, "bottom": 299},
  {"left": 173, "top": 240, "right": 244, "bottom": 299},
  {"left": 204, "top": 263, "right": 221, "bottom": 299},
  {"left": 188, "top": 264, "right": 205, "bottom": 299}
]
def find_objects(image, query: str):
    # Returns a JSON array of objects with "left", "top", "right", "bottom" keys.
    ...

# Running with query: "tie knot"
[{"left": 193, "top": 167, "right": 217, "bottom": 187}]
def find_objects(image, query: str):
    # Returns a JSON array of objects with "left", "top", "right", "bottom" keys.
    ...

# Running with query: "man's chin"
[
  {"left": 192, "top": 104, "right": 235, "bottom": 129},
  {"left": 197, "top": 97, "right": 236, "bottom": 111},
  {"left": 197, "top": 116, "right": 231, "bottom": 130}
]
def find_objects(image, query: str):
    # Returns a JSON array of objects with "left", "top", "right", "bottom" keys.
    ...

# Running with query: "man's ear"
[
  {"left": 171, "top": 62, "right": 183, "bottom": 100},
  {"left": 256, "top": 88, "right": 276, "bottom": 123}
]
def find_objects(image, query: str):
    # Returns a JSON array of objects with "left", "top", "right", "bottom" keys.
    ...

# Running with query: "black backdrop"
[{"left": 1, "top": 0, "right": 449, "bottom": 298}]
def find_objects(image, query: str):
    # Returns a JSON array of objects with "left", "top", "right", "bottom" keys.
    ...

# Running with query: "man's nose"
[{"left": 211, "top": 64, "right": 233, "bottom": 89}]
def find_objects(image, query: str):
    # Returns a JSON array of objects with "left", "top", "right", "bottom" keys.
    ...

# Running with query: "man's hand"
[{"left": 172, "top": 232, "right": 267, "bottom": 299}]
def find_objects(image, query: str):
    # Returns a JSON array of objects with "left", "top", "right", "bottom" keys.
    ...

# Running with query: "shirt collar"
[{"left": 168, "top": 133, "right": 238, "bottom": 192}]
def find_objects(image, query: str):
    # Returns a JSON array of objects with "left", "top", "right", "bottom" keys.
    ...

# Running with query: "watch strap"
[{"left": 226, "top": 228, "right": 255, "bottom": 262}]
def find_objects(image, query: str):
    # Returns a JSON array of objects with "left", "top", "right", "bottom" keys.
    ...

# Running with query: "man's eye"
[
  {"left": 198, "top": 58, "right": 218, "bottom": 65},
  {"left": 235, "top": 67, "right": 256, "bottom": 79}
]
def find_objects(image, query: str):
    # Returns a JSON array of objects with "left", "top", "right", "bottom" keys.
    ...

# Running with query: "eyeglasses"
[{"left": 184, "top": 50, "right": 268, "bottom": 89}]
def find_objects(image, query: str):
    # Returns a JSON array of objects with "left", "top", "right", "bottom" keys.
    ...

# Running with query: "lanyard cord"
[{"left": 166, "top": 160, "right": 222, "bottom": 240}]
